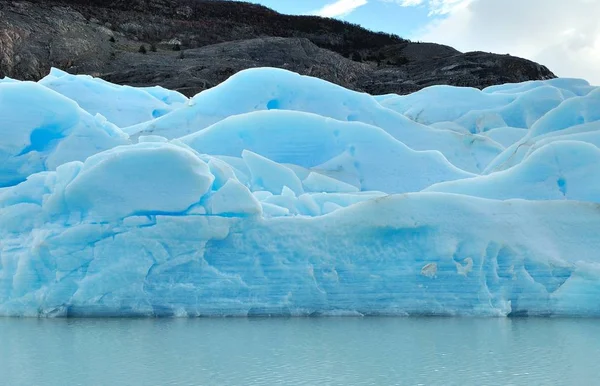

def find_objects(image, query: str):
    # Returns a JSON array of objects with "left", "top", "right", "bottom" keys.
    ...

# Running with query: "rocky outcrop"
[
  {"left": 99, "top": 37, "right": 372, "bottom": 97},
  {"left": 0, "top": 0, "right": 555, "bottom": 96}
]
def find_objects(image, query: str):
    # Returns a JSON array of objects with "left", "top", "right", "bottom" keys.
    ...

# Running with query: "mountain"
[{"left": 0, "top": 0, "right": 556, "bottom": 96}]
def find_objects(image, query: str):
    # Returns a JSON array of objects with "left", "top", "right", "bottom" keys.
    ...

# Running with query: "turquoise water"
[{"left": 1, "top": 318, "right": 599, "bottom": 385}]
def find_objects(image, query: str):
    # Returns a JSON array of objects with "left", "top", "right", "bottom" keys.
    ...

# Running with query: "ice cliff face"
[{"left": 1, "top": 68, "right": 599, "bottom": 317}]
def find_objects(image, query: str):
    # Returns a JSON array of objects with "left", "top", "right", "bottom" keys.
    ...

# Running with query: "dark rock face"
[
  {"left": 100, "top": 37, "right": 373, "bottom": 97},
  {"left": 0, "top": 0, "right": 556, "bottom": 96}
]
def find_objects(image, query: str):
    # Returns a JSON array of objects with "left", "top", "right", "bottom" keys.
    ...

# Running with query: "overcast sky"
[{"left": 250, "top": 0, "right": 599, "bottom": 85}]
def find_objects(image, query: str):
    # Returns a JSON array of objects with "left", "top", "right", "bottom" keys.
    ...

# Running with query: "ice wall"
[{"left": 1, "top": 68, "right": 599, "bottom": 317}]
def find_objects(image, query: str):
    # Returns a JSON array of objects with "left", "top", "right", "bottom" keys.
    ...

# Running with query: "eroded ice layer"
[
  {"left": 1, "top": 68, "right": 600, "bottom": 317},
  {"left": 2, "top": 172, "right": 600, "bottom": 317}
]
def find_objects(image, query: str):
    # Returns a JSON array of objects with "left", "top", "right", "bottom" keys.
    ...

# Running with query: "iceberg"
[{"left": 1, "top": 68, "right": 600, "bottom": 317}]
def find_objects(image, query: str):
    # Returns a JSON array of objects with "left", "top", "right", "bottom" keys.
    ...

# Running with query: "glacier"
[{"left": 1, "top": 68, "right": 600, "bottom": 317}]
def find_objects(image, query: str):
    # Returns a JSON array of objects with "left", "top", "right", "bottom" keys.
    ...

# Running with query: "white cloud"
[
  {"left": 394, "top": 0, "right": 425, "bottom": 6},
  {"left": 382, "top": 0, "right": 470, "bottom": 15},
  {"left": 413, "top": 0, "right": 600, "bottom": 85},
  {"left": 314, "top": 0, "right": 369, "bottom": 18},
  {"left": 426, "top": 0, "right": 471, "bottom": 15}
]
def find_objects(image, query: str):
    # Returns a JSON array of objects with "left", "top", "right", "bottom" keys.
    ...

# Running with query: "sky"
[{"left": 248, "top": 0, "right": 600, "bottom": 85}]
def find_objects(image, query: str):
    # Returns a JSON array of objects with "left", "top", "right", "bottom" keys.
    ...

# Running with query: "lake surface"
[{"left": 1, "top": 317, "right": 599, "bottom": 386}]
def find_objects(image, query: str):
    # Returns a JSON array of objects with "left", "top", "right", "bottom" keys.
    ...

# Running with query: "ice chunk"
[
  {"left": 207, "top": 158, "right": 237, "bottom": 190},
  {"left": 204, "top": 179, "right": 261, "bottom": 216},
  {"left": 63, "top": 142, "right": 214, "bottom": 221},
  {"left": 242, "top": 150, "right": 304, "bottom": 196}
]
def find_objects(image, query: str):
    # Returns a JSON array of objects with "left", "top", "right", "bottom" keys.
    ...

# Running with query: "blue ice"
[{"left": 1, "top": 68, "right": 600, "bottom": 317}]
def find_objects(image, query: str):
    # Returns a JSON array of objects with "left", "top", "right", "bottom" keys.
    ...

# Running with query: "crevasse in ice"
[{"left": 1, "top": 68, "right": 599, "bottom": 317}]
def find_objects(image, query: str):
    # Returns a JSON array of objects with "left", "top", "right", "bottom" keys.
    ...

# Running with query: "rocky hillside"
[{"left": 0, "top": 0, "right": 556, "bottom": 96}]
